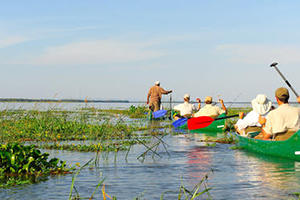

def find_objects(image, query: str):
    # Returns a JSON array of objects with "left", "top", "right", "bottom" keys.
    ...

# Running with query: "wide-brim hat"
[{"left": 251, "top": 94, "right": 272, "bottom": 115}]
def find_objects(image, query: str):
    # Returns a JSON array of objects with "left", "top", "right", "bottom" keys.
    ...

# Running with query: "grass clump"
[{"left": 0, "top": 109, "right": 138, "bottom": 143}]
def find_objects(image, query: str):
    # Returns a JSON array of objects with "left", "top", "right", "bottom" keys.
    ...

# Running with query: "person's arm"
[
  {"left": 261, "top": 115, "right": 273, "bottom": 140},
  {"left": 297, "top": 96, "right": 300, "bottom": 104},
  {"left": 234, "top": 124, "right": 244, "bottom": 135},
  {"left": 160, "top": 87, "right": 172, "bottom": 94},
  {"left": 219, "top": 99, "right": 227, "bottom": 114},
  {"left": 239, "top": 112, "right": 244, "bottom": 119},
  {"left": 196, "top": 98, "right": 201, "bottom": 110},
  {"left": 261, "top": 128, "right": 272, "bottom": 140},
  {"left": 258, "top": 115, "right": 266, "bottom": 125},
  {"left": 147, "top": 90, "right": 151, "bottom": 104}
]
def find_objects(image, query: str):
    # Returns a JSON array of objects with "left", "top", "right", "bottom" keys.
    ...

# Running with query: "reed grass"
[{"left": 0, "top": 109, "right": 139, "bottom": 143}]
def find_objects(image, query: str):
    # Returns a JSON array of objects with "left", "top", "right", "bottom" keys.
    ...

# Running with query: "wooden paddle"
[
  {"left": 270, "top": 62, "right": 299, "bottom": 97},
  {"left": 187, "top": 114, "right": 239, "bottom": 130}
]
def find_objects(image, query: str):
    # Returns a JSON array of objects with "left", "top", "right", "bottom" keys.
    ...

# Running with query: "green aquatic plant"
[
  {"left": 126, "top": 105, "right": 148, "bottom": 118},
  {"left": 0, "top": 109, "right": 138, "bottom": 143},
  {"left": 69, "top": 158, "right": 111, "bottom": 200},
  {"left": 0, "top": 143, "right": 69, "bottom": 174},
  {"left": 205, "top": 142, "right": 217, "bottom": 147},
  {"left": 0, "top": 143, "right": 73, "bottom": 188},
  {"left": 0, "top": 177, "right": 30, "bottom": 188},
  {"left": 38, "top": 139, "right": 147, "bottom": 152},
  {"left": 160, "top": 171, "right": 213, "bottom": 200}
]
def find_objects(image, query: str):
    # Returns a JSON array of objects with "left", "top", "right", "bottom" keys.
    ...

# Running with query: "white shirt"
[
  {"left": 235, "top": 110, "right": 268, "bottom": 130},
  {"left": 173, "top": 102, "right": 197, "bottom": 116},
  {"left": 263, "top": 104, "right": 300, "bottom": 135}
]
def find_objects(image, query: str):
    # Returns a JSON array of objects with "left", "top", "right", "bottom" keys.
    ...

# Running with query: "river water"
[{"left": 1, "top": 102, "right": 300, "bottom": 199}]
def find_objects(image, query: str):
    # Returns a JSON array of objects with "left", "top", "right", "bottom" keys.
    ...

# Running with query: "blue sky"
[{"left": 1, "top": 1, "right": 300, "bottom": 102}]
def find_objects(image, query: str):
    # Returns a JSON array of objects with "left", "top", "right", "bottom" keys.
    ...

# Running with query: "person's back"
[
  {"left": 264, "top": 103, "right": 300, "bottom": 134},
  {"left": 173, "top": 94, "right": 197, "bottom": 117},
  {"left": 148, "top": 85, "right": 164, "bottom": 102},
  {"left": 193, "top": 96, "right": 227, "bottom": 118},
  {"left": 259, "top": 87, "right": 300, "bottom": 140}
]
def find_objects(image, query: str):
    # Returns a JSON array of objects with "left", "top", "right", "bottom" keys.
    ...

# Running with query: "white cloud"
[
  {"left": 23, "top": 40, "right": 167, "bottom": 65},
  {"left": 215, "top": 44, "right": 300, "bottom": 65},
  {"left": 0, "top": 36, "right": 28, "bottom": 48}
]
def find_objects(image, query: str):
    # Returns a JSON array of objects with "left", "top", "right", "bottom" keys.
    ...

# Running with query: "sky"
[{"left": 1, "top": 0, "right": 300, "bottom": 103}]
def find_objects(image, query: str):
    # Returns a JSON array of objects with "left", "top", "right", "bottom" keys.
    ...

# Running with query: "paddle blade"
[
  {"left": 152, "top": 109, "right": 167, "bottom": 118},
  {"left": 187, "top": 116, "right": 214, "bottom": 130},
  {"left": 172, "top": 118, "right": 188, "bottom": 128}
]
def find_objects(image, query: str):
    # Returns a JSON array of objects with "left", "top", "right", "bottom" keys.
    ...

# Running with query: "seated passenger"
[
  {"left": 193, "top": 96, "right": 227, "bottom": 118},
  {"left": 256, "top": 87, "right": 300, "bottom": 140},
  {"left": 235, "top": 94, "right": 272, "bottom": 136},
  {"left": 173, "top": 94, "right": 200, "bottom": 120}
]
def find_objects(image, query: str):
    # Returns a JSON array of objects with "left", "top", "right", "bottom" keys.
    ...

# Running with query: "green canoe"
[
  {"left": 173, "top": 113, "right": 227, "bottom": 132},
  {"left": 235, "top": 130, "right": 300, "bottom": 161},
  {"left": 189, "top": 113, "right": 227, "bottom": 132}
]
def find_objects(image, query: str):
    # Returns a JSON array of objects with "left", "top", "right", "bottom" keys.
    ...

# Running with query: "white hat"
[
  {"left": 251, "top": 94, "right": 272, "bottom": 115},
  {"left": 155, "top": 81, "right": 160, "bottom": 85},
  {"left": 184, "top": 94, "right": 190, "bottom": 100}
]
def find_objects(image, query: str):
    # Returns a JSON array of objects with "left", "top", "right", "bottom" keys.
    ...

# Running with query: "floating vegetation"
[
  {"left": 38, "top": 139, "right": 149, "bottom": 152},
  {"left": 0, "top": 143, "right": 73, "bottom": 188}
]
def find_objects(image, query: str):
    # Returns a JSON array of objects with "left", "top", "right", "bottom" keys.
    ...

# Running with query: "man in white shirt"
[{"left": 173, "top": 94, "right": 200, "bottom": 119}]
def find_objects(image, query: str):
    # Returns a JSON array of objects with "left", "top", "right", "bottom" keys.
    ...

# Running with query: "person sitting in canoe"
[
  {"left": 193, "top": 96, "right": 227, "bottom": 118},
  {"left": 147, "top": 81, "right": 172, "bottom": 112},
  {"left": 173, "top": 94, "right": 200, "bottom": 120},
  {"left": 235, "top": 94, "right": 273, "bottom": 136},
  {"left": 255, "top": 87, "right": 300, "bottom": 140}
]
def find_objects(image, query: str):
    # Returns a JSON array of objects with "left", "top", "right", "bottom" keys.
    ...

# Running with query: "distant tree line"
[{"left": 0, "top": 98, "right": 129, "bottom": 103}]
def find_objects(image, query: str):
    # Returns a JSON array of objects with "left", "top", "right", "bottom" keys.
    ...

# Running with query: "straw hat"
[
  {"left": 251, "top": 94, "right": 272, "bottom": 115},
  {"left": 205, "top": 96, "right": 212, "bottom": 103}
]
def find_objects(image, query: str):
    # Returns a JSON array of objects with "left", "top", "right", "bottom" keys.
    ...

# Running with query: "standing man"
[{"left": 147, "top": 81, "right": 172, "bottom": 112}]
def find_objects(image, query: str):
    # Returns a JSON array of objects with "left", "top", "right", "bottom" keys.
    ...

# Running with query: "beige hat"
[
  {"left": 205, "top": 96, "right": 212, "bottom": 103},
  {"left": 184, "top": 94, "right": 190, "bottom": 100},
  {"left": 275, "top": 87, "right": 289, "bottom": 99},
  {"left": 155, "top": 81, "right": 160, "bottom": 85},
  {"left": 251, "top": 94, "right": 272, "bottom": 115}
]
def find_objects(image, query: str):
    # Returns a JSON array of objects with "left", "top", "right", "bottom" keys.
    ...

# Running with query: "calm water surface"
[{"left": 1, "top": 102, "right": 300, "bottom": 199}]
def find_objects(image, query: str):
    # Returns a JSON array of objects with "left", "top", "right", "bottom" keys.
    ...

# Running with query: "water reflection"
[{"left": 234, "top": 149, "right": 300, "bottom": 193}]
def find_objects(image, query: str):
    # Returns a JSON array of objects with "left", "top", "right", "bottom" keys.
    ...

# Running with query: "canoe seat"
[
  {"left": 209, "top": 115, "right": 219, "bottom": 119},
  {"left": 273, "top": 130, "right": 297, "bottom": 141},
  {"left": 245, "top": 126, "right": 262, "bottom": 138}
]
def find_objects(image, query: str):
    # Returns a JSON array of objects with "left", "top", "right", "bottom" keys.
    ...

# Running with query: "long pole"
[
  {"left": 270, "top": 62, "right": 299, "bottom": 97},
  {"left": 169, "top": 94, "right": 172, "bottom": 119}
]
